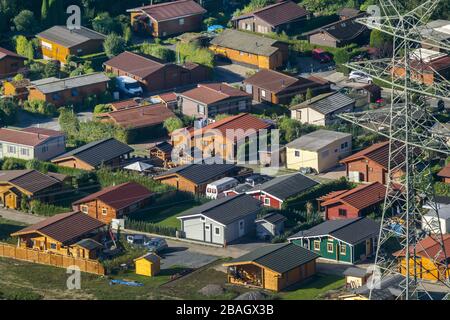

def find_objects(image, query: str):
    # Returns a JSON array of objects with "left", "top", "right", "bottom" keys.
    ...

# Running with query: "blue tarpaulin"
[
  {"left": 207, "top": 25, "right": 224, "bottom": 33},
  {"left": 109, "top": 279, "right": 144, "bottom": 287}
]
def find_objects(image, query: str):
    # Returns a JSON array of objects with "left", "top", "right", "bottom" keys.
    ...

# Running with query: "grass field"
[
  {"left": 279, "top": 273, "right": 345, "bottom": 300},
  {"left": 130, "top": 201, "right": 199, "bottom": 228}
]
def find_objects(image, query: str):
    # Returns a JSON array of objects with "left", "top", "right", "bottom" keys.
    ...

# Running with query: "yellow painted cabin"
[{"left": 134, "top": 253, "right": 161, "bottom": 277}]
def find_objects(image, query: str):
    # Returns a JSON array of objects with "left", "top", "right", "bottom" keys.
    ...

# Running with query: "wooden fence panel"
[{"left": 0, "top": 242, "right": 105, "bottom": 275}]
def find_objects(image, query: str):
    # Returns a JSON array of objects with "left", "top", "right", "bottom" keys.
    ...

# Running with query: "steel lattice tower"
[{"left": 338, "top": 0, "right": 450, "bottom": 299}]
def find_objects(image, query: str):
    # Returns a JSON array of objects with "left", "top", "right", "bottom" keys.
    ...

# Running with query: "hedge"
[
  {"left": 29, "top": 200, "right": 71, "bottom": 216},
  {"left": 125, "top": 219, "right": 178, "bottom": 237}
]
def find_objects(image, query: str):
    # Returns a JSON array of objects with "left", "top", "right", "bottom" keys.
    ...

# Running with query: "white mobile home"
[{"left": 205, "top": 177, "right": 239, "bottom": 199}]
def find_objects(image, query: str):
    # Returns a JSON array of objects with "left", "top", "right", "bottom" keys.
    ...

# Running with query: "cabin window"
[
  {"left": 179, "top": 18, "right": 185, "bottom": 25},
  {"left": 294, "top": 150, "right": 300, "bottom": 157},
  {"left": 80, "top": 205, "right": 88, "bottom": 214},
  {"left": 197, "top": 104, "right": 205, "bottom": 115},
  {"left": 20, "top": 148, "right": 29, "bottom": 156},
  {"left": 50, "top": 243, "right": 57, "bottom": 250},
  {"left": 261, "top": 90, "right": 266, "bottom": 98},
  {"left": 7, "top": 145, "right": 16, "bottom": 154},
  {"left": 264, "top": 198, "right": 270, "bottom": 206},
  {"left": 52, "top": 93, "right": 61, "bottom": 101},
  {"left": 71, "top": 88, "right": 79, "bottom": 97},
  {"left": 341, "top": 142, "right": 348, "bottom": 149},
  {"left": 313, "top": 240, "right": 320, "bottom": 251},
  {"left": 327, "top": 242, "right": 334, "bottom": 253},
  {"left": 340, "top": 244, "right": 347, "bottom": 255},
  {"left": 215, "top": 227, "right": 220, "bottom": 235},
  {"left": 338, "top": 209, "right": 347, "bottom": 217},
  {"left": 102, "top": 208, "right": 107, "bottom": 215}
]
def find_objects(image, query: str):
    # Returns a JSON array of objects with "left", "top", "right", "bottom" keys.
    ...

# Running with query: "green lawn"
[
  {"left": 279, "top": 273, "right": 345, "bottom": 300},
  {"left": 130, "top": 201, "right": 199, "bottom": 228}
]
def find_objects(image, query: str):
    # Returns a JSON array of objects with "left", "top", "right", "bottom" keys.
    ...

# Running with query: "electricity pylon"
[{"left": 338, "top": 0, "right": 450, "bottom": 300}]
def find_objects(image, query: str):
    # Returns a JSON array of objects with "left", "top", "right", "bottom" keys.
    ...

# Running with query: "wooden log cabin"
[
  {"left": 72, "top": 182, "right": 153, "bottom": 224},
  {"left": 149, "top": 141, "right": 174, "bottom": 168},
  {"left": 0, "top": 47, "right": 27, "bottom": 79},
  {"left": 394, "top": 234, "right": 450, "bottom": 282},
  {"left": 11, "top": 211, "right": 107, "bottom": 259},
  {"left": 0, "top": 170, "right": 67, "bottom": 209},
  {"left": 223, "top": 243, "right": 319, "bottom": 292},
  {"left": 36, "top": 26, "right": 106, "bottom": 64}
]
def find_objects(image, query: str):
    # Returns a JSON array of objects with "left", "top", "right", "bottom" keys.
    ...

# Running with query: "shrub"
[
  {"left": 29, "top": 200, "right": 70, "bottom": 216},
  {"left": 23, "top": 99, "right": 57, "bottom": 116},
  {"left": 139, "top": 42, "right": 176, "bottom": 62},
  {"left": 163, "top": 116, "right": 184, "bottom": 133},
  {"left": 176, "top": 42, "right": 214, "bottom": 68},
  {"left": 103, "top": 33, "right": 126, "bottom": 58},
  {"left": 2, "top": 158, "right": 26, "bottom": 170}
]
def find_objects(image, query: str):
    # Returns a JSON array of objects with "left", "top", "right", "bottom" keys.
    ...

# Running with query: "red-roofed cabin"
[
  {"left": 72, "top": 182, "right": 153, "bottom": 224},
  {"left": 340, "top": 141, "right": 404, "bottom": 184},
  {"left": 318, "top": 182, "right": 387, "bottom": 220},
  {"left": 438, "top": 164, "right": 450, "bottom": 184},
  {"left": 0, "top": 47, "right": 27, "bottom": 79}
]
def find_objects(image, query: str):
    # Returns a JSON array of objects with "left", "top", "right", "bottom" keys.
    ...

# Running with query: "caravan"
[{"left": 206, "top": 177, "right": 239, "bottom": 199}]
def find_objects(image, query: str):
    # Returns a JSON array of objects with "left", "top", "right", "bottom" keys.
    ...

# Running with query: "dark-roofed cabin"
[
  {"left": 290, "top": 91, "right": 355, "bottom": 126},
  {"left": 36, "top": 26, "right": 106, "bottom": 63},
  {"left": 318, "top": 182, "right": 387, "bottom": 220},
  {"left": 178, "top": 83, "right": 252, "bottom": 118},
  {"left": 209, "top": 29, "right": 289, "bottom": 70},
  {"left": 0, "top": 47, "right": 27, "bottom": 79},
  {"left": 72, "top": 182, "right": 153, "bottom": 224},
  {"left": 28, "top": 73, "right": 110, "bottom": 107},
  {"left": 104, "top": 51, "right": 209, "bottom": 93},
  {"left": 288, "top": 217, "right": 379, "bottom": 264},
  {"left": 0, "top": 170, "right": 66, "bottom": 209},
  {"left": 51, "top": 138, "right": 133, "bottom": 171},
  {"left": 177, "top": 194, "right": 262, "bottom": 245},
  {"left": 153, "top": 163, "right": 242, "bottom": 194},
  {"left": 246, "top": 173, "right": 319, "bottom": 209},
  {"left": 128, "top": 0, "right": 207, "bottom": 37},
  {"left": 243, "top": 69, "right": 331, "bottom": 105},
  {"left": 223, "top": 243, "right": 318, "bottom": 291},
  {"left": 255, "top": 212, "right": 287, "bottom": 240},
  {"left": 304, "top": 13, "right": 369, "bottom": 48},
  {"left": 11, "top": 211, "right": 107, "bottom": 259},
  {"left": 232, "top": 1, "right": 309, "bottom": 35}
]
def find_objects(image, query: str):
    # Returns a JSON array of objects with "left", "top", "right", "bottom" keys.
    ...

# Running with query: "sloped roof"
[
  {"left": 104, "top": 51, "right": 165, "bottom": 79},
  {"left": 286, "top": 129, "right": 351, "bottom": 152},
  {"left": 186, "top": 113, "right": 272, "bottom": 141},
  {"left": 11, "top": 211, "right": 106, "bottom": 245},
  {"left": 155, "top": 163, "right": 236, "bottom": 185},
  {"left": 233, "top": 1, "right": 308, "bottom": 27},
  {"left": 304, "top": 13, "right": 367, "bottom": 42},
  {"left": 0, "top": 47, "right": 26, "bottom": 60},
  {"left": 103, "top": 104, "right": 175, "bottom": 129},
  {"left": 288, "top": 217, "right": 380, "bottom": 245},
  {"left": 223, "top": 243, "right": 318, "bottom": 274},
  {"left": 74, "top": 238, "right": 103, "bottom": 250},
  {"left": 130, "top": 0, "right": 206, "bottom": 22},
  {"left": 178, "top": 193, "right": 261, "bottom": 225},
  {"left": 30, "top": 73, "right": 110, "bottom": 94},
  {"left": 248, "top": 173, "right": 318, "bottom": 201},
  {"left": 290, "top": 91, "right": 355, "bottom": 115},
  {"left": 73, "top": 182, "right": 152, "bottom": 210},
  {"left": 0, "top": 127, "right": 63, "bottom": 147},
  {"left": 438, "top": 164, "right": 450, "bottom": 178},
  {"left": 134, "top": 252, "right": 160, "bottom": 263},
  {"left": 52, "top": 138, "right": 133, "bottom": 167},
  {"left": 394, "top": 234, "right": 450, "bottom": 263},
  {"left": 256, "top": 212, "right": 287, "bottom": 225},
  {"left": 340, "top": 141, "right": 389, "bottom": 168},
  {"left": 110, "top": 98, "right": 142, "bottom": 111},
  {"left": 210, "top": 29, "right": 282, "bottom": 56},
  {"left": 0, "top": 170, "right": 62, "bottom": 194},
  {"left": 243, "top": 69, "right": 313, "bottom": 93},
  {"left": 179, "top": 83, "right": 251, "bottom": 105},
  {"left": 36, "top": 26, "right": 106, "bottom": 48},
  {"left": 338, "top": 8, "right": 361, "bottom": 17},
  {"left": 320, "top": 182, "right": 387, "bottom": 210}
]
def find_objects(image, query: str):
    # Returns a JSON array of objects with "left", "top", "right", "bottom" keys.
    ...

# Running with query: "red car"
[{"left": 312, "top": 48, "right": 332, "bottom": 63}]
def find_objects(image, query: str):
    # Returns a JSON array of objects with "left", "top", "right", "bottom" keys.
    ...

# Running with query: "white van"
[
  {"left": 116, "top": 76, "right": 143, "bottom": 97},
  {"left": 206, "top": 177, "right": 239, "bottom": 199}
]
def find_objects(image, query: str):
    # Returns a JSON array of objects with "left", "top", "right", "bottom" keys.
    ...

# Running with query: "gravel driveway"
[{"left": 159, "top": 246, "right": 217, "bottom": 269}]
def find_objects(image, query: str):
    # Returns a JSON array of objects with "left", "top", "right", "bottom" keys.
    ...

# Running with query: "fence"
[{"left": 0, "top": 243, "right": 105, "bottom": 275}]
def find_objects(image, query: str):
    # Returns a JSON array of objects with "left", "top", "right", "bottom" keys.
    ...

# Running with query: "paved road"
[{"left": 0, "top": 208, "right": 46, "bottom": 225}]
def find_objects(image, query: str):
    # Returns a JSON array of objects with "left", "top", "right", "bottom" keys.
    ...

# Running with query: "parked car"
[
  {"left": 126, "top": 234, "right": 147, "bottom": 245},
  {"left": 116, "top": 76, "right": 143, "bottom": 97},
  {"left": 245, "top": 174, "right": 271, "bottom": 187},
  {"left": 299, "top": 167, "right": 317, "bottom": 175},
  {"left": 348, "top": 71, "right": 373, "bottom": 84},
  {"left": 312, "top": 48, "right": 332, "bottom": 63},
  {"left": 146, "top": 238, "right": 168, "bottom": 253}
]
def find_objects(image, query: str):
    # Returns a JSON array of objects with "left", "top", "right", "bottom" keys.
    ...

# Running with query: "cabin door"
[
  {"left": 204, "top": 224, "right": 212, "bottom": 243},
  {"left": 238, "top": 220, "right": 245, "bottom": 237},
  {"left": 365, "top": 239, "right": 371, "bottom": 256}
]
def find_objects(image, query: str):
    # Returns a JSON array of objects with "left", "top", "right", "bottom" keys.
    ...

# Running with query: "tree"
[
  {"left": 58, "top": 107, "right": 80, "bottom": 139},
  {"left": 41, "top": 0, "right": 48, "bottom": 23},
  {"left": 13, "top": 73, "right": 24, "bottom": 81},
  {"left": 163, "top": 117, "right": 184, "bottom": 133},
  {"left": 44, "top": 60, "right": 60, "bottom": 77},
  {"left": 13, "top": 10, "right": 36, "bottom": 32},
  {"left": 305, "top": 88, "right": 313, "bottom": 101},
  {"left": 103, "top": 33, "right": 126, "bottom": 58},
  {"left": 92, "top": 12, "right": 121, "bottom": 34},
  {"left": 123, "top": 26, "right": 132, "bottom": 44},
  {"left": 23, "top": 100, "right": 57, "bottom": 116},
  {"left": 333, "top": 49, "right": 351, "bottom": 65},
  {"left": 139, "top": 42, "right": 175, "bottom": 62},
  {"left": 0, "top": 99, "right": 18, "bottom": 126},
  {"left": 93, "top": 104, "right": 112, "bottom": 114},
  {"left": 290, "top": 94, "right": 305, "bottom": 106},
  {"left": 15, "top": 35, "right": 29, "bottom": 57}
]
